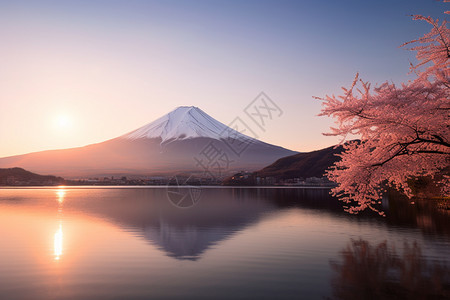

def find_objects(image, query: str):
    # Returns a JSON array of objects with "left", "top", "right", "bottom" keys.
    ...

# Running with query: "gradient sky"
[{"left": 0, "top": 0, "right": 447, "bottom": 157}]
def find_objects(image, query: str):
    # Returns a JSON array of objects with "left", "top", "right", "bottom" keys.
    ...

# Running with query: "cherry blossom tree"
[{"left": 317, "top": 12, "right": 449, "bottom": 214}]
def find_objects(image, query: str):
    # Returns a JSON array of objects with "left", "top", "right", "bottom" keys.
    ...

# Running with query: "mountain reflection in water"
[
  {"left": 0, "top": 187, "right": 448, "bottom": 300},
  {"left": 62, "top": 188, "right": 339, "bottom": 260}
]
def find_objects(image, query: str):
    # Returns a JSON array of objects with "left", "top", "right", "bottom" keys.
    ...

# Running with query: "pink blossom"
[{"left": 318, "top": 13, "right": 450, "bottom": 214}]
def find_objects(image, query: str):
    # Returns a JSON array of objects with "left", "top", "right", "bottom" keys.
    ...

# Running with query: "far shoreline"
[{"left": 0, "top": 185, "right": 335, "bottom": 189}]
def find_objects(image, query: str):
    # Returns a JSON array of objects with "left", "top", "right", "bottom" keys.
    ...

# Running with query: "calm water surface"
[{"left": 0, "top": 187, "right": 449, "bottom": 299}]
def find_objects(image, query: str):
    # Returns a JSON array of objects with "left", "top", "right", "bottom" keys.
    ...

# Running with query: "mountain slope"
[{"left": 0, "top": 106, "right": 297, "bottom": 178}]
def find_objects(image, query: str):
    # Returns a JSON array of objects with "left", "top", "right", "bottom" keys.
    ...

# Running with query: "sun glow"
[{"left": 54, "top": 114, "right": 72, "bottom": 130}]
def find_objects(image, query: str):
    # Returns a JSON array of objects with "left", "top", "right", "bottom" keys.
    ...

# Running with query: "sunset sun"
[{"left": 54, "top": 114, "right": 72, "bottom": 130}]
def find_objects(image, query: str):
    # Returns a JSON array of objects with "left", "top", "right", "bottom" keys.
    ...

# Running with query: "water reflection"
[
  {"left": 330, "top": 239, "right": 450, "bottom": 299},
  {"left": 385, "top": 192, "right": 450, "bottom": 237},
  {"left": 54, "top": 224, "right": 63, "bottom": 260},
  {"left": 66, "top": 189, "right": 279, "bottom": 260},
  {"left": 0, "top": 187, "right": 449, "bottom": 299},
  {"left": 56, "top": 188, "right": 65, "bottom": 204},
  {"left": 54, "top": 187, "right": 65, "bottom": 261},
  {"left": 60, "top": 188, "right": 450, "bottom": 261}
]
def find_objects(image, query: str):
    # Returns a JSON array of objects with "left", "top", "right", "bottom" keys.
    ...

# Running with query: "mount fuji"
[{"left": 0, "top": 106, "right": 297, "bottom": 178}]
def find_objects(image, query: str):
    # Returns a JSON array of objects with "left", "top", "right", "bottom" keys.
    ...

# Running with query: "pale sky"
[{"left": 0, "top": 0, "right": 447, "bottom": 157}]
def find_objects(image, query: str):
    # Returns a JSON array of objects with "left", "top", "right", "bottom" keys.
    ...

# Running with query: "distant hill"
[
  {"left": 254, "top": 144, "right": 345, "bottom": 179},
  {"left": 223, "top": 144, "right": 345, "bottom": 185},
  {"left": 0, "top": 167, "right": 65, "bottom": 186}
]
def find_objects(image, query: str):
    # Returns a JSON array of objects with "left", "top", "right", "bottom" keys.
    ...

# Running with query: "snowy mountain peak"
[{"left": 121, "top": 106, "right": 256, "bottom": 143}]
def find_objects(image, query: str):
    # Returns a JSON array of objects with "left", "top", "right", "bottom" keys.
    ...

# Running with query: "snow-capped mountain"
[
  {"left": 0, "top": 106, "right": 297, "bottom": 178},
  {"left": 123, "top": 106, "right": 255, "bottom": 144}
]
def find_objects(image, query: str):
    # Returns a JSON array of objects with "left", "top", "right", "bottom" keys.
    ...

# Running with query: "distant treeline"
[{"left": 0, "top": 167, "right": 65, "bottom": 186}]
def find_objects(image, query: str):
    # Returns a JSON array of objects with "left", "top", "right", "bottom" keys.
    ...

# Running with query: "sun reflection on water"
[
  {"left": 54, "top": 187, "right": 65, "bottom": 261},
  {"left": 54, "top": 224, "right": 63, "bottom": 260},
  {"left": 56, "top": 188, "right": 66, "bottom": 204}
]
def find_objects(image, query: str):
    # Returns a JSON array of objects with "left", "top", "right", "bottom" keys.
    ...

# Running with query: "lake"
[{"left": 0, "top": 187, "right": 449, "bottom": 299}]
